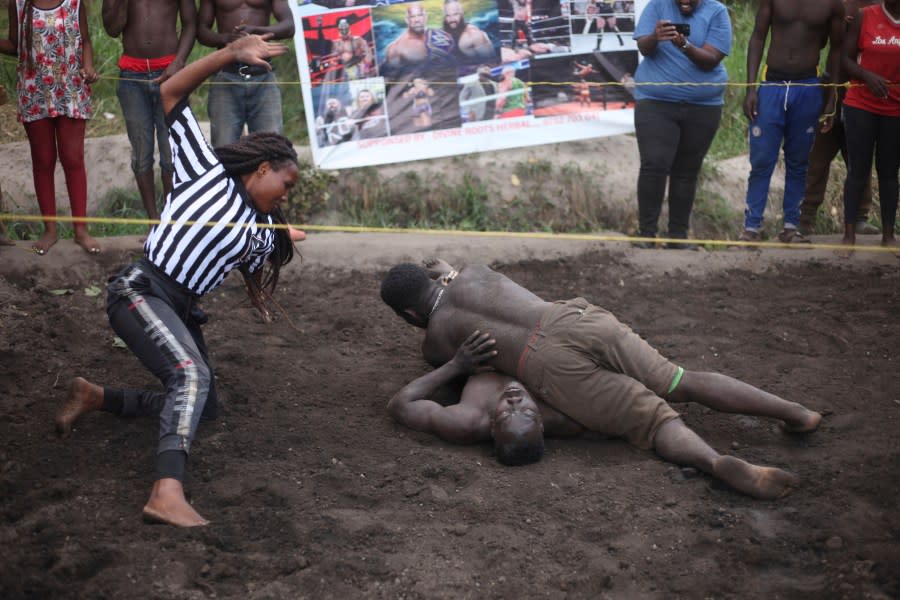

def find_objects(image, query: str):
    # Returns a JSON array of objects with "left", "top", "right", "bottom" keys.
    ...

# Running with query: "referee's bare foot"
[
  {"left": 712, "top": 456, "right": 799, "bottom": 500},
  {"left": 55, "top": 377, "right": 103, "bottom": 436},
  {"left": 142, "top": 479, "right": 210, "bottom": 527}
]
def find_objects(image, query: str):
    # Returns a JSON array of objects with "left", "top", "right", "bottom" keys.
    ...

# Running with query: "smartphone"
[{"left": 673, "top": 23, "right": 691, "bottom": 36}]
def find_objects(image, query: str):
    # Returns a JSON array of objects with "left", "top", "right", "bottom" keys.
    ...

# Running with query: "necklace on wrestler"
[{"left": 428, "top": 288, "right": 445, "bottom": 318}]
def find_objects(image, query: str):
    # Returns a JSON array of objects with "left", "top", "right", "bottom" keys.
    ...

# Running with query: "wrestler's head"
[
  {"left": 491, "top": 382, "right": 545, "bottom": 466},
  {"left": 381, "top": 263, "right": 433, "bottom": 328},
  {"left": 443, "top": 0, "right": 466, "bottom": 34},
  {"left": 338, "top": 18, "right": 350, "bottom": 37},
  {"left": 325, "top": 97, "right": 342, "bottom": 114},
  {"left": 406, "top": 3, "right": 427, "bottom": 34},
  {"left": 675, "top": 0, "right": 699, "bottom": 16},
  {"left": 357, "top": 89, "right": 374, "bottom": 107}
]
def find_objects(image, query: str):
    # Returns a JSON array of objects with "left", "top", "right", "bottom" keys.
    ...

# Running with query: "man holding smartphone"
[{"left": 631, "top": 0, "right": 732, "bottom": 249}]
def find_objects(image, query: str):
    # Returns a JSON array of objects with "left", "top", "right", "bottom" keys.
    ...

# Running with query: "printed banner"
[{"left": 290, "top": 0, "right": 641, "bottom": 169}]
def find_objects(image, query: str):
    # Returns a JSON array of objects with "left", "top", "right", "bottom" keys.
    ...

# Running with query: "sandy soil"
[
  {"left": 0, "top": 232, "right": 897, "bottom": 599},
  {"left": 0, "top": 127, "right": 773, "bottom": 220}
]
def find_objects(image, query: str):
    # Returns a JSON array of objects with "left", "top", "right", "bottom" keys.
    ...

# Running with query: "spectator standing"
[
  {"left": 798, "top": 0, "right": 881, "bottom": 237},
  {"left": 739, "top": 0, "right": 845, "bottom": 244},
  {"left": 2, "top": 0, "right": 101, "bottom": 255},
  {"left": 102, "top": 0, "right": 197, "bottom": 229},
  {"left": 198, "top": 0, "right": 294, "bottom": 147},
  {"left": 840, "top": 0, "right": 900, "bottom": 248},
  {"left": 631, "top": 0, "right": 732, "bottom": 249}
]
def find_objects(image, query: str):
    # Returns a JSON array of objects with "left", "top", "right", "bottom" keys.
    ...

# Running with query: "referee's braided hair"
[{"left": 217, "top": 132, "right": 299, "bottom": 306}]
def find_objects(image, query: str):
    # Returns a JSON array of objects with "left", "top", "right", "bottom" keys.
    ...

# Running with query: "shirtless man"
[
  {"left": 330, "top": 18, "right": 373, "bottom": 81},
  {"left": 381, "top": 259, "right": 823, "bottom": 500},
  {"left": 382, "top": 3, "right": 456, "bottom": 78},
  {"left": 198, "top": 0, "right": 295, "bottom": 147},
  {"left": 102, "top": 0, "right": 196, "bottom": 227},
  {"left": 510, "top": 0, "right": 535, "bottom": 50},
  {"left": 442, "top": 0, "right": 496, "bottom": 65},
  {"left": 739, "top": 0, "right": 845, "bottom": 244}
]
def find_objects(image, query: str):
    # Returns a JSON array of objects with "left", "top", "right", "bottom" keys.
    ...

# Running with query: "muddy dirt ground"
[{"left": 0, "top": 234, "right": 898, "bottom": 599}]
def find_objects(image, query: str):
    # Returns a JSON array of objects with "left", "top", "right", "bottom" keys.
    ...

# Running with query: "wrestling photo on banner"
[
  {"left": 530, "top": 50, "right": 636, "bottom": 116},
  {"left": 302, "top": 9, "right": 377, "bottom": 85},
  {"left": 373, "top": 1, "right": 476, "bottom": 134},
  {"left": 568, "top": 0, "right": 637, "bottom": 52},
  {"left": 497, "top": 0, "right": 572, "bottom": 61},
  {"left": 291, "top": 0, "right": 645, "bottom": 169},
  {"left": 312, "top": 78, "right": 391, "bottom": 146}
]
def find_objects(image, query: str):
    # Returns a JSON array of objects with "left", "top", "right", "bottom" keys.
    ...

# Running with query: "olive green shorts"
[{"left": 516, "top": 298, "right": 681, "bottom": 449}]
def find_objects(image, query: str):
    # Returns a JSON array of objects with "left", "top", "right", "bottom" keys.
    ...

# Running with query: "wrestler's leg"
[
  {"left": 653, "top": 418, "right": 798, "bottom": 500},
  {"left": 667, "top": 371, "right": 821, "bottom": 433}
]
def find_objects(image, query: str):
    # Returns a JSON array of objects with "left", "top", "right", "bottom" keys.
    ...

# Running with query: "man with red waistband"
[
  {"left": 380, "top": 259, "right": 823, "bottom": 500},
  {"left": 103, "top": 0, "right": 197, "bottom": 227},
  {"left": 198, "top": 0, "right": 294, "bottom": 148}
]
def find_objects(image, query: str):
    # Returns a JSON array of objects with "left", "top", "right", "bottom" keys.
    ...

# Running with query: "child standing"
[{"left": 3, "top": 0, "right": 101, "bottom": 255}]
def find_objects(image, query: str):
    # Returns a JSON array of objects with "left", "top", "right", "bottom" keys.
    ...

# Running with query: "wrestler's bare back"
[
  {"left": 423, "top": 265, "right": 549, "bottom": 374},
  {"left": 765, "top": 0, "right": 843, "bottom": 72}
]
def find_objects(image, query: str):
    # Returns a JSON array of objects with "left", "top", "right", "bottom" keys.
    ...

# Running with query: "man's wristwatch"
[{"left": 681, "top": 39, "right": 691, "bottom": 51}]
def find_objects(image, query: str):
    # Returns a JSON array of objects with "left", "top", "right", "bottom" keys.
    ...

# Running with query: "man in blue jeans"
[
  {"left": 740, "top": 0, "right": 845, "bottom": 244},
  {"left": 198, "top": 0, "right": 294, "bottom": 148},
  {"left": 103, "top": 0, "right": 197, "bottom": 227}
]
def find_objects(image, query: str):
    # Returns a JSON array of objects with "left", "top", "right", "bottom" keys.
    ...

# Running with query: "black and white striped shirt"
[{"left": 143, "top": 98, "right": 274, "bottom": 296}]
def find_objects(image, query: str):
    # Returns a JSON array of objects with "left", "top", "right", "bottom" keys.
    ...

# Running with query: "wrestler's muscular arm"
[
  {"left": 238, "top": 0, "right": 295, "bottom": 39},
  {"left": 199, "top": 0, "right": 294, "bottom": 48},
  {"left": 387, "top": 331, "right": 497, "bottom": 443},
  {"left": 743, "top": 0, "right": 772, "bottom": 121}
]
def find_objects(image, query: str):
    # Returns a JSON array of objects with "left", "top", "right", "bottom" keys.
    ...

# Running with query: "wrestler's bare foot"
[
  {"left": 711, "top": 455, "right": 799, "bottom": 500},
  {"left": 781, "top": 409, "right": 822, "bottom": 433},
  {"left": 142, "top": 479, "right": 210, "bottom": 527},
  {"left": 31, "top": 231, "right": 58, "bottom": 255},
  {"left": 55, "top": 377, "right": 103, "bottom": 436},
  {"left": 74, "top": 232, "right": 101, "bottom": 254}
]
